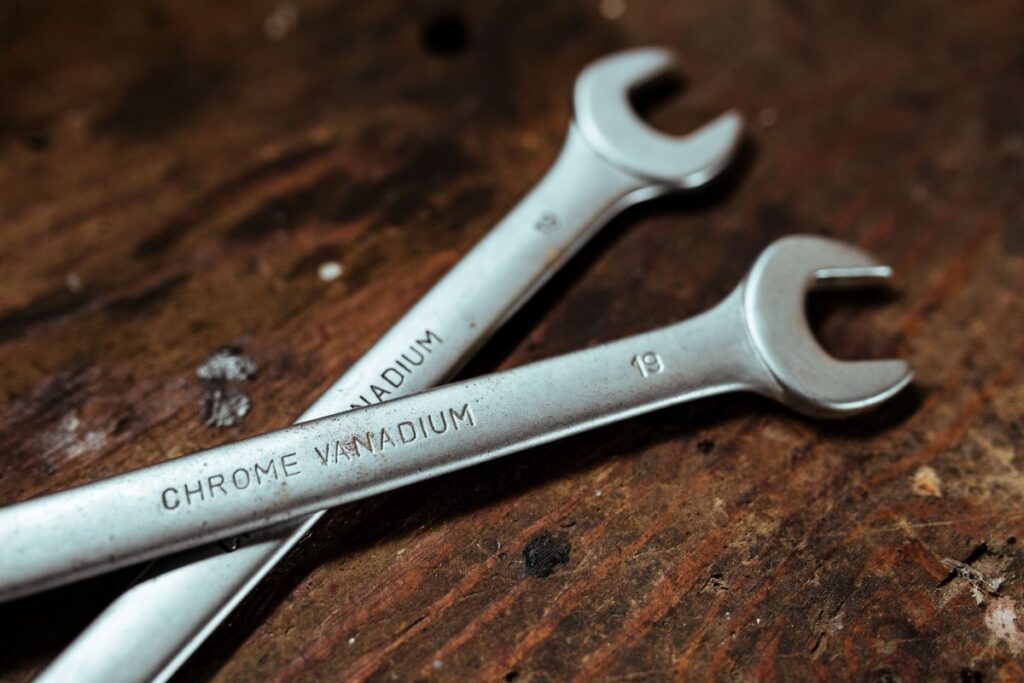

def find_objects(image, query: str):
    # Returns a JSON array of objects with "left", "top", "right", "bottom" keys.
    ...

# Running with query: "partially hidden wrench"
[
  {"left": 0, "top": 236, "right": 912, "bottom": 603},
  {"left": 32, "top": 48, "right": 742, "bottom": 683}
]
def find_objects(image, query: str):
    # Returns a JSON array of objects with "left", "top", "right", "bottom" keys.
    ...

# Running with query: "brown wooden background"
[{"left": 1, "top": 1, "right": 1023, "bottom": 680}]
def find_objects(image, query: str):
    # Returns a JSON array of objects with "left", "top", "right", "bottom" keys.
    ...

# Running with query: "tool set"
[{"left": 0, "top": 48, "right": 911, "bottom": 682}]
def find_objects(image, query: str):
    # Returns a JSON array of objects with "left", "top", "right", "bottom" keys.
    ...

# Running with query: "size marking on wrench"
[
  {"left": 534, "top": 211, "right": 561, "bottom": 234},
  {"left": 632, "top": 351, "right": 665, "bottom": 377},
  {"left": 0, "top": 236, "right": 912, "bottom": 602}
]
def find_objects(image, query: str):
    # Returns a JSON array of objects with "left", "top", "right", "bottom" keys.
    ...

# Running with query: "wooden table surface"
[{"left": 2, "top": 1, "right": 1023, "bottom": 680}]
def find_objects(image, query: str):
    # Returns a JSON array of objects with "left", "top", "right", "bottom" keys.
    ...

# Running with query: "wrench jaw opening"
[
  {"left": 572, "top": 47, "right": 743, "bottom": 189},
  {"left": 741, "top": 235, "right": 914, "bottom": 419}
]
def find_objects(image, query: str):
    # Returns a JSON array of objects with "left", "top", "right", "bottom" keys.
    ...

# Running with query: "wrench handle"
[{"left": 0, "top": 292, "right": 767, "bottom": 602}]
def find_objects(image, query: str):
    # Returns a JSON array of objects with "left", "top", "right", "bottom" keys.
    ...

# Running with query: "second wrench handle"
[{"left": 317, "top": 122, "right": 647, "bottom": 416}]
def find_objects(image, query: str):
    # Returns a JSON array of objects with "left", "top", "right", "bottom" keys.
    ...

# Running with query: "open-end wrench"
[
  {"left": 31, "top": 47, "right": 742, "bottom": 683},
  {"left": 0, "top": 235, "right": 912, "bottom": 602}
]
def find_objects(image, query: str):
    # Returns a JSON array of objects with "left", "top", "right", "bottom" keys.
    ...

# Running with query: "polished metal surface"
[
  {"left": 574, "top": 47, "right": 741, "bottom": 186},
  {"left": 33, "top": 47, "right": 743, "bottom": 683},
  {"left": 0, "top": 235, "right": 911, "bottom": 605}
]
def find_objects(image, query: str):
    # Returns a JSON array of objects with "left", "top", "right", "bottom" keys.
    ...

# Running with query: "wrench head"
[
  {"left": 743, "top": 235, "right": 913, "bottom": 418},
  {"left": 573, "top": 47, "right": 743, "bottom": 188}
]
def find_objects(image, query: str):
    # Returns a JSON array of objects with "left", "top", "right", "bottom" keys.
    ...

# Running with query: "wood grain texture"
[{"left": 1, "top": 1, "right": 1023, "bottom": 680}]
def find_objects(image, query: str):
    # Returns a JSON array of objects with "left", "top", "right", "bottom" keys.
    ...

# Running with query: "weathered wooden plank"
[{"left": 1, "top": 1, "right": 1022, "bottom": 681}]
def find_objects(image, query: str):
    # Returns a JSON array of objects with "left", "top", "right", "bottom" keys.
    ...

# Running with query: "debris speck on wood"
[
  {"left": 317, "top": 261, "right": 344, "bottom": 282},
  {"left": 757, "top": 106, "right": 779, "bottom": 128},
  {"left": 65, "top": 272, "right": 83, "bottom": 292},
  {"left": 61, "top": 411, "right": 81, "bottom": 432},
  {"left": 703, "top": 573, "right": 729, "bottom": 593},
  {"left": 910, "top": 465, "right": 943, "bottom": 497},
  {"left": 197, "top": 347, "right": 258, "bottom": 427},
  {"left": 196, "top": 347, "right": 258, "bottom": 382},
  {"left": 985, "top": 597, "right": 1024, "bottom": 653},
  {"left": 942, "top": 557, "right": 1007, "bottom": 605},
  {"left": 263, "top": 2, "right": 298, "bottom": 41},
  {"left": 200, "top": 385, "right": 251, "bottom": 427},
  {"left": 598, "top": 0, "right": 626, "bottom": 21}
]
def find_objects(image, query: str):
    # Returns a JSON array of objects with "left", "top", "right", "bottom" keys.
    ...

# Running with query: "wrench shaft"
[{"left": 0, "top": 292, "right": 767, "bottom": 601}]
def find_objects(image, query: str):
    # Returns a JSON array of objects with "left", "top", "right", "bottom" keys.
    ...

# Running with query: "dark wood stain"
[
  {"left": 134, "top": 142, "right": 336, "bottom": 257},
  {"left": 106, "top": 273, "right": 188, "bottom": 316},
  {"left": 0, "top": 287, "right": 91, "bottom": 342},
  {"left": 93, "top": 53, "right": 228, "bottom": 142},
  {"left": 523, "top": 531, "right": 571, "bottom": 578}
]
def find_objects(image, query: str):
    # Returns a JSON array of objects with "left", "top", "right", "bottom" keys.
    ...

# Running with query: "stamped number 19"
[{"left": 631, "top": 351, "right": 665, "bottom": 378}]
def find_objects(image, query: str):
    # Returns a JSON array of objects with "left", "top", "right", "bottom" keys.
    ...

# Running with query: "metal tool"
[
  {"left": 34, "top": 48, "right": 742, "bottom": 683},
  {"left": 0, "top": 235, "right": 911, "bottom": 603}
]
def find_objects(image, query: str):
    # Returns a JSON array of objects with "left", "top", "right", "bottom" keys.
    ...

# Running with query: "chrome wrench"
[
  {"left": 31, "top": 47, "right": 742, "bottom": 683},
  {"left": 0, "top": 236, "right": 913, "bottom": 601}
]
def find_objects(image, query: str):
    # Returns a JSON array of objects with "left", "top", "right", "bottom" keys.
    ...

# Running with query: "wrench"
[
  {"left": 0, "top": 235, "right": 912, "bottom": 602},
  {"left": 33, "top": 47, "right": 742, "bottom": 683}
]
